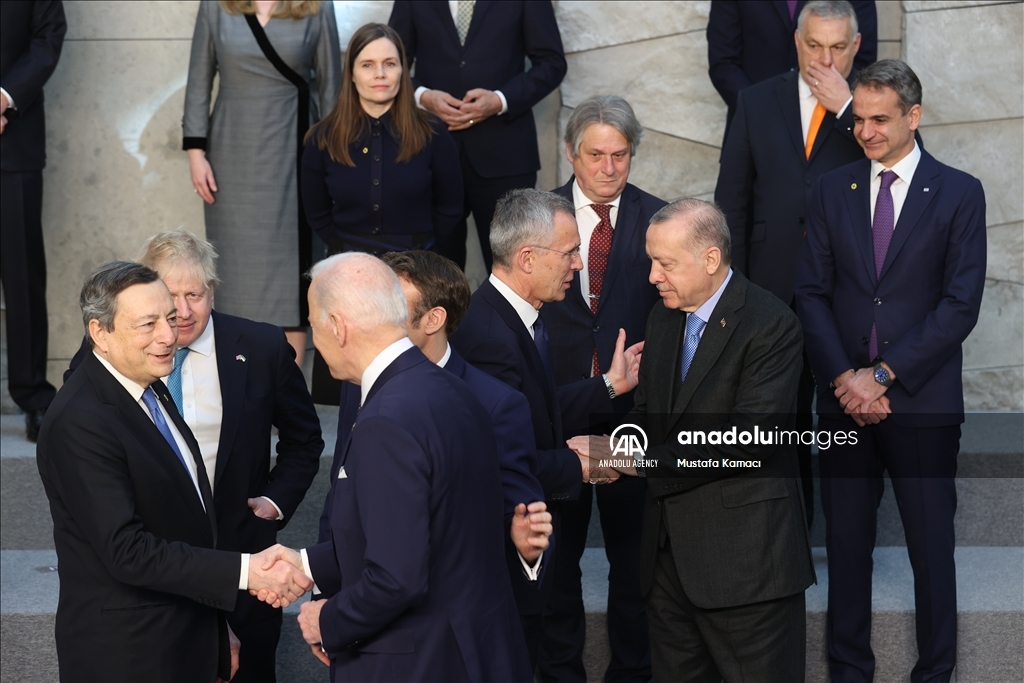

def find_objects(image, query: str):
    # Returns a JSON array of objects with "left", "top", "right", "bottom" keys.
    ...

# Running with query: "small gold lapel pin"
[
  {"left": 362, "top": 147, "right": 368, "bottom": 154},
  {"left": 851, "top": 183, "right": 858, "bottom": 190},
  {"left": 235, "top": 354, "right": 246, "bottom": 362},
  {"left": 720, "top": 318, "right": 727, "bottom": 328}
]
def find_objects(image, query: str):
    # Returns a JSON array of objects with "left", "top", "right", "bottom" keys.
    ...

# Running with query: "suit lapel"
[
  {"left": 462, "top": 0, "right": 494, "bottom": 48},
  {"left": 879, "top": 152, "right": 940, "bottom": 282},
  {"left": 436, "top": 0, "right": 461, "bottom": 47},
  {"left": 807, "top": 110, "right": 838, "bottom": 163},
  {"left": 479, "top": 280, "right": 553, "bottom": 401},
  {"left": 843, "top": 161, "right": 877, "bottom": 284},
  {"left": 212, "top": 313, "right": 245, "bottom": 490},
  {"left": 776, "top": 74, "right": 806, "bottom": 162},
  {"left": 773, "top": 1, "right": 794, "bottom": 28}
]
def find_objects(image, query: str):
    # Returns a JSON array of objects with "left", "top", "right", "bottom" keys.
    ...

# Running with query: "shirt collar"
[
  {"left": 798, "top": 74, "right": 816, "bottom": 101},
  {"left": 93, "top": 351, "right": 149, "bottom": 402},
  {"left": 489, "top": 273, "right": 539, "bottom": 331},
  {"left": 437, "top": 343, "right": 453, "bottom": 368},
  {"left": 185, "top": 314, "right": 216, "bottom": 356},
  {"left": 870, "top": 141, "right": 921, "bottom": 186},
  {"left": 571, "top": 177, "right": 622, "bottom": 212},
  {"left": 692, "top": 268, "right": 734, "bottom": 325},
  {"left": 360, "top": 337, "right": 415, "bottom": 406}
]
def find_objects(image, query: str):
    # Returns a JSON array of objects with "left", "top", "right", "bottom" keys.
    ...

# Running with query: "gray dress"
[{"left": 183, "top": 1, "right": 340, "bottom": 326}]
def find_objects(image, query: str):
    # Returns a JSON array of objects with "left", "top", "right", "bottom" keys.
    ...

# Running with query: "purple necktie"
[
  {"left": 787, "top": 1, "right": 799, "bottom": 20},
  {"left": 869, "top": 170, "right": 898, "bottom": 360}
]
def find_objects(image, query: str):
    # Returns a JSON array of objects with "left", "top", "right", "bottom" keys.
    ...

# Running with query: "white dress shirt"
[
  {"left": 174, "top": 316, "right": 223, "bottom": 493},
  {"left": 571, "top": 179, "right": 622, "bottom": 308},
  {"left": 690, "top": 269, "right": 734, "bottom": 338},
  {"left": 798, "top": 75, "right": 851, "bottom": 144},
  {"left": 869, "top": 142, "right": 921, "bottom": 228},
  {"left": 489, "top": 273, "right": 539, "bottom": 335}
]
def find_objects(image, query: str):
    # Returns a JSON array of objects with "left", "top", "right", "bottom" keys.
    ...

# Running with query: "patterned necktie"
[
  {"left": 166, "top": 347, "right": 191, "bottom": 415},
  {"left": 533, "top": 315, "right": 553, "bottom": 383},
  {"left": 456, "top": 0, "right": 474, "bottom": 44},
  {"left": 680, "top": 314, "right": 706, "bottom": 383},
  {"left": 869, "top": 170, "right": 898, "bottom": 360},
  {"left": 141, "top": 387, "right": 191, "bottom": 475},
  {"left": 589, "top": 203, "right": 614, "bottom": 376},
  {"left": 805, "top": 102, "right": 826, "bottom": 159}
]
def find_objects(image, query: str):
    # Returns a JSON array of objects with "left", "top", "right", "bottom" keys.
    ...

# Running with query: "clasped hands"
[
  {"left": 832, "top": 367, "right": 892, "bottom": 427},
  {"left": 569, "top": 434, "right": 636, "bottom": 482},
  {"left": 247, "top": 544, "right": 311, "bottom": 609},
  {"left": 420, "top": 88, "right": 503, "bottom": 131}
]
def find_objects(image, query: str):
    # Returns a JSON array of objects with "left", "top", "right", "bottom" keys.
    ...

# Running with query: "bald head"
[{"left": 309, "top": 252, "right": 408, "bottom": 331}]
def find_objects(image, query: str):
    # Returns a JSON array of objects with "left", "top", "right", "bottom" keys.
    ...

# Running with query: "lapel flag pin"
[
  {"left": 720, "top": 318, "right": 727, "bottom": 328},
  {"left": 851, "top": 183, "right": 857, "bottom": 190},
  {"left": 923, "top": 188, "right": 929, "bottom": 192},
  {"left": 235, "top": 354, "right": 246, "bottom": 362}
]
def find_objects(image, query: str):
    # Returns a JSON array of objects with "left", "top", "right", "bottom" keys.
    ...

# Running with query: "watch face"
[{"left": 874, "top": 367, "right": 889, "bottom": 384}]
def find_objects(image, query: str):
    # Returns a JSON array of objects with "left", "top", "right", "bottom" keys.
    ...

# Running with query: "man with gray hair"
[
  {"left": 451, "top": 187, "right": 643, "bottom": 666},
  {"left": 288, "top": 252, "right": 533, "bottom": 682},
  {"left": 538, "top": 95, "right": 665, "bottom": 682},
  {"left": 571, "top": 198, "right": 815, "bottom": 681}
]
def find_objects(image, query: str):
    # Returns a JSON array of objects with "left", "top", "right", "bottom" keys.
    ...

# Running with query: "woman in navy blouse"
[{"left": 301, "top": 22, "right": 462, "bottom": 257}]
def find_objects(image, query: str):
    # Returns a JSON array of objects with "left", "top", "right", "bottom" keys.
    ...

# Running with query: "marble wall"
[{"left": 1, "top": 0, "right": 1020, "bottom": 411}]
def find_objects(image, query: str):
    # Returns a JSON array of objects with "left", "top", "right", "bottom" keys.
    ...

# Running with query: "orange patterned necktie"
[
  {"left": 589, "top": 203, "right": 614, "bottom": 376},
  {"left": 805, "top": 102, "right": 826, "bottom": 159}
]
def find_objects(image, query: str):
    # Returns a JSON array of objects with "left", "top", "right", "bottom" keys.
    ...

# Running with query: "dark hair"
[
  {"left": 852, "top": 59, "right": 923, "bottom": 114},
  {"left": 306, "top": 23, "right": 433, "bottom": 166},
  {"left": 80, "top": 261, "right": 161, "bottom": 343},
  {"left": 381, "top": 250, "right": 471, "bottom": 336}
]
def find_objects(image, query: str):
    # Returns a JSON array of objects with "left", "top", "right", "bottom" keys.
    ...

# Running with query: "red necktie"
[{"left": 589, "top": 203, "right": 614, "bottom": 376}]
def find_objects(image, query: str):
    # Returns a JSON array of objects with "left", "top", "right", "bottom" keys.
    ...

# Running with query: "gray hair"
[
  {"left": 797, "top": 0, "right": 859, "bottom": 37},
  {"left": 80, "top": 261, "right": 162, "bottom": 344},
  {"left": 490, "top": 188, "right": 576, "bottom": 270},
  {"left": 136, "top": 230, "right": 220, "bottom": 290},
  {"left": 564, "top": 95, "right": 643, "bottom": 157},
  {"left": 308, "top": 252, "right": 408, "bottom": 331},
  {"left": 649, "top": 198, "right": 731, "bottom": 265},
  {"left": 852, "top": 59, "right": 923, "bottom": 114}
]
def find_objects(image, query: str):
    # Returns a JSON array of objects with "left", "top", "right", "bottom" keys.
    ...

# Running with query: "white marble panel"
[
  {"left": 919, "top": 119, "right": 1024, "bottom": 227},
  {"left": 64, "top": 1, "right": 200, "bottom": 41},
  {"left": 333, "top": 0, "right": 394, "bottom": 47},
  {"left": 987, "top": 222, "right": 1024, "bottom": 284},
  {"left": 555, "top": 1, "right": 709, "bottom": 54},
  {"left": 555, "top": 107, "right": 720, "bottom": 203},
  {"left": 535, "top": 89, "right": 563, "bottom": 193},
  {"left": 963, "top": 281, "right": 1023, "bottom": 371},
  {"left": 877, "top": 41, "right": 902, "bottom": 61},
  {"left": 963, "top": 366, "right": 1024, "bottom": 411},
  {"left": 42, "top": 40, "right": 204, "bottom": 360},
  {"left": 562, "top": 32, "right": 727, "bottom": 148},
  {"left": 905, "top": 2, "right": 1023, "bottom": 125},
  {"left": 877, "top": 0, "right": 903, "bottom": 41},
  {"left": 903, "top": 1, "right": 1011, "bottom": 11}
]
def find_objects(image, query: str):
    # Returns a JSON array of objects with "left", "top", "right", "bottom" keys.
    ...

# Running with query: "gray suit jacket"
[{"left": 631, "top": 271, "right": 815, "bottom": 609}]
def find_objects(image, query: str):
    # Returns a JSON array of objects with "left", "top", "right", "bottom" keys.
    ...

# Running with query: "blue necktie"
[
  {"left": 533, "top": 316, "right": 553, "bottom": 382},
  {"left": 166, "top": 347, "right": 191, "bottom": 414},
  {"left": 141, "top": 387, "right": 191, "bottom": 475},
  {"left": 680, "top": 314, "right": 706, "bottom": 382}
]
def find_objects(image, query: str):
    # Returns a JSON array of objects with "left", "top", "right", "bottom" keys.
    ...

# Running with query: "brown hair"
[
  {"left": 306, "top": 23, "right": 433, "bottom": 166},
  {"left": 219, "top": 1, "right": 320, "bottom": 19},
  {"left": 382, "top": 251, "right": 471, "bottom": 336}
]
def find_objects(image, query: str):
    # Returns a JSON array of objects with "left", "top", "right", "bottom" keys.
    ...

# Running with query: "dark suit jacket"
[
  {"left": 795, "top": 150, "right": 987, "bottom": 426},
  {"left": 542, "top": 178, "right": 665, "bottom": 422},
  {"left": 707, "top": 0, "right": 876, "bottom": 131},
  {"left": 306, "top": 347, "right": 531, "bottom": 682},
  {"left": 0, "top": 0, "right": 66, "bottom": 171},
  {"left": 715, "top": 70, "right": 866, "bottom": 304},
  {"left": 630, "top": 272, "right": 815, "bottom": 609},
  {"left": 389, "top": 0, "right": 566, "bottom": 178},
  {"left": 37, "top": 352, "right": 240, "bottom": 682}
]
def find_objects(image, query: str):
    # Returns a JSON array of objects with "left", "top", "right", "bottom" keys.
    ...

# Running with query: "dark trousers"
[
  {"left": 538, "top": 478, "right": 651, "bottom": 683},
  {"left": 435, "top": 146, "right": 535, "bottom": 271},
  {"left": 818, "top": 416, "right": 959, "bottom": 683},
  {"left": 0, "top": 170, "right": 56, "bottom": 412},
  {"left": 227, "top": 601, "right": 284, "bottom": 683},
  {"left": 796, "top": 325, "right": 816, "bottom": 527},
  {"left": 646, "top": 539, "right": 806, "bottom": 683}
]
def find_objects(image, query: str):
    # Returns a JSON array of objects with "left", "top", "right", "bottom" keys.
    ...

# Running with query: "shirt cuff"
[
  {"left": 300, "top": 548, "right": 321, "bottom": 595},
  {"left": 494, "top": 90, "right": 508, "bottom": 115},
  {"left": 414, "top": 86, "right": 429, "bottom": 110},
  {"left": 1, "top": 87, "right": 14, "bottom": 110},
  {"left": 517, "top": 550, "right": 542, "bottom": 581},
  {"left": 837, "top": 96, "right": 852, "bottom": 118},
  {"left": 239, "top": 553, "right": 250, "bottom": 590},
  {"left": 261, "top": 496, "right": 284, "bottom": 521}
]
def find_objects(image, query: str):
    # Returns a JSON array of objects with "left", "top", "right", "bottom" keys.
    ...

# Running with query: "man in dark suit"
[
  {"left": 289, "top": 252, "right": 532, "bottom": 681},
  {"left": 37, "top": 261, "right": 313, "bottom": 683},
  {"left": 1, "top": 0, "right": 65, "bottom": 441},
  {"left": 65, "top": 231, "right": 323, "bottom": 682},
  {"left": 707, "top": 0, "right": 876, "bottom": 137},
  {"left": 389, "top": 0, "right": 566, "bottom": 270},
  {"left": 572, "top": 199, "right": 815, "bottom": 682},
  {"left": 538, "top": 95, "right": 665, "bottom": 683},
  {"left": 715, "top": 0, "right": 869, "bottom": 523},
  {"left": 795, "top": 59, "right": 986, "bottom": 683}
]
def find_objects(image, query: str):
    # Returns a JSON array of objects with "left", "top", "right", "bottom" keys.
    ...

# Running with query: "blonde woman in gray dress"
[{"left": 184, "top": 0, "right": 340, "bottom": 366}]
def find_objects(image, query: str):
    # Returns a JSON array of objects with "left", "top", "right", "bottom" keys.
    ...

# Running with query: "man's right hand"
[
  {"left": 511, "top": 501, "right": 552, "bottom": 563},
  {"left": 419, "top": 89, "right": 466, "bottom": 129},
  {"left": 248, "top": 544, "right": 311, "bottom": 608},
  {"left": 832, "top": 370, "right": 891, "bottom": 426}
]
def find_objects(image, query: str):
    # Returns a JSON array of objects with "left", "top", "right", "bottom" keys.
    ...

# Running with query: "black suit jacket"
[
  {"left": 389, "top": 0, "right": 566, "bottom": 178},
  {"left": 0, "top": 0, "right": 66, "bottom": 171},
  {"left": 707, "top": 0, "right": 877, "bottom": 131},
  {"left": 542, "top": 178, "right": 665, "bottom": 422},
  {"left": 630, "top": 272, "right": 815, "bottom": 608},
  {"left": 715, "top": 70, "right": 866, "bottom": 304},
  {"left": 38, "top": 352, "right": 239, "bottom": 682}
]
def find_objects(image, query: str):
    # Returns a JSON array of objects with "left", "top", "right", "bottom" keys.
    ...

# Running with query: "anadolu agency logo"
[{"left": 606, "top": 424, "right": 658, "bottom": 468}]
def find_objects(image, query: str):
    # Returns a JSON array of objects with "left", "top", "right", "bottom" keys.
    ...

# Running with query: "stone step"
[{"left": 3, "top": 547, "right": 1021, "bottom": 683}]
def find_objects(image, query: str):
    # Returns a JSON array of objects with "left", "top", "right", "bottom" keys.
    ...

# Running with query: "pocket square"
[{"left": 337, "top": 466, "right": 348, "bottom": 479}]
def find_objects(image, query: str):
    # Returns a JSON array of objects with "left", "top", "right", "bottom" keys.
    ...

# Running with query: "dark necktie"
[
  {"left": 166, "top": 347, "right": 191, "bottom": 414},
  {"left": 533, "top": 315, "right": 553, "bottom": 383},
  {"left": 869, "top": 170, "right": 898, "bottom": 360},
  {"left": 589, "top": 203, "right": 614, "bottom": 376},
  {"left": 680, "top": 314, "right": 706, "bottom": 383},
  {"left": 141, "top": 387, "right": 192, "bottom": 475}
]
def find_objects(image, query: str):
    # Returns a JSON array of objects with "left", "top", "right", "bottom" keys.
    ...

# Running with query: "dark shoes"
[{"left": 25, "top": 408, "right": 46, "bottom": 443}]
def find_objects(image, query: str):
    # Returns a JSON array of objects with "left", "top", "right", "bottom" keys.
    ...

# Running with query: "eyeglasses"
[{"left": 530, "top": 244, "right": 582, "bottom": 261}]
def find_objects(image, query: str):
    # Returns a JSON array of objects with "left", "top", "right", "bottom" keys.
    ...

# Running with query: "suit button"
[
  {"left": 372, "top": 227, "right": 379, "bottom": 234},
  {"left": 861, "top": 337, "right": 868, "bottom": 345},
  {"left": 373, "top": 179, "right": 379, "bottom": 186},
  {"left": 874, "top": 298, "right": 882, "bottom": 306},
  {"left": 373, "top": 155, "right": 380, "bottom": 161},
  {"left": 593, "top": 326, "right": 600, "bottom": 332},
  {"left": 373, "top": 204, "right": 379, "bottom": 211},
  {"left": 460, "top": 60, "right": 465, "bottom": 66}
]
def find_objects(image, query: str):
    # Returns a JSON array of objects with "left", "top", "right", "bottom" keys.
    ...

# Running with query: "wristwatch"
[
  {"left": 872, "top": 361, "right": 895, "bottom": 388},
  {"left": 602, "top": 374, "right": 616, "bottom": 399}
]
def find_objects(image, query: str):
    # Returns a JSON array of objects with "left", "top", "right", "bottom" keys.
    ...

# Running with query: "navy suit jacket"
[
  {"left": 306, "top": 347, "right": 531, "bottom": 682},
  {"left": 795, "top": 149, "right": 987, "bottom": 426},
  {"left": 389, "top": 0, "right": 566, "bottom": 178},
  {"left": 542, "top": 178, "right": 665, "bottom": 423},
  {"left": 715, "top": 70, "right": 867, "bottom": 304}
]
